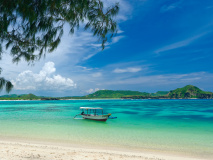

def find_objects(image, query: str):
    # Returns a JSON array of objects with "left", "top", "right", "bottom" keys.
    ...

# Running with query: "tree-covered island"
[{"left": 0, "top": 85, "right": 212, "bottom": 100}]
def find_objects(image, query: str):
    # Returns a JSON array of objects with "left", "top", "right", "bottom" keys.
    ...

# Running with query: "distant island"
[
  {"left": 0, "top": 85, "right": 212, "bottom": 100},
  {"left": 83, "top": 85, "right": 212, "bottom": 99}
]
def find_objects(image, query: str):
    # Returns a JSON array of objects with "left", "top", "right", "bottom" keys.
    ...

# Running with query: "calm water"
[{"left": 0, "top": 99, "right": 213, "bottom": 157}]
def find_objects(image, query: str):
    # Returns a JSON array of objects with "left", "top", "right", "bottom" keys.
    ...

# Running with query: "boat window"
[{"left": 95, "top": 109, "right": 103, "bottom": 115}]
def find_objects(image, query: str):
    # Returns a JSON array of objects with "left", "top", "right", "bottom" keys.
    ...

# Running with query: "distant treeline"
[
  {"left": 0, "top": 85, "right": 212, "bottom": 100},
  {"left": 0, "top": 94, "right": 39, "bottom": 100},
  {"left": 121, "top": 95, "right": 168, "bottom": 99}
]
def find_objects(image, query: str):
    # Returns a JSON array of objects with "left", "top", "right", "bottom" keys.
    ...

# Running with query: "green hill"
[
  {"left": 0, "top": 94, "right": 39, "bottom": 100},
  {"left": 0, "top": 94, "right": 19, "bottom": 98},
  {"left": 85, "top": 90, "right": 150, "bottom": 98},
  {"left": 168, "top": 85, "right": 213, "bottom": 99},
  {"left": 151, "top": 91, "right": 169, "bottom": 97},
  {"left": 19, "top": 94, "right": 38, "bottom": 99}
]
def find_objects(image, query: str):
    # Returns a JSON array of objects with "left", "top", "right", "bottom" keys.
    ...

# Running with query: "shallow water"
[{"left": 0, "top": 99, "right": 213, "bottom": 157}]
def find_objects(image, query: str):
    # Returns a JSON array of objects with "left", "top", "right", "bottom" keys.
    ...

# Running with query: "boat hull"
[{"left": 82, "top": 114, "right": 109, "bottom": 121}]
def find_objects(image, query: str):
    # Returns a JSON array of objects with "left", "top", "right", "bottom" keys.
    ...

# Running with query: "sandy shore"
[{"left": 0, "top": 140, "right": 207, "bottom": 160}]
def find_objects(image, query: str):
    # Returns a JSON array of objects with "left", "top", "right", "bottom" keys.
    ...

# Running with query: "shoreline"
[
  {"left": 0, "top": 98, "right": 213, "bottom": 101},
  {"left": 0, "top": 139, "right": 208, "bottom": 160}
]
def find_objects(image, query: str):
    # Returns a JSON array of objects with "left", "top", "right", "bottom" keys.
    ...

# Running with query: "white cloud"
[
  {"left": 76, "top": 66, "right": 93, "bottom": 71},
  {"left": 83, "top": 35, "right": 125, "bottom": 60},
  {"left": 112, "top": 36, "right": 125, "bottom": 44},
  {"left": 41, "top": 62, "right": 56, "bottom": 75},
  {"left": 105, "top": 72, "right": 209, "bottom": 85},
  {"left": 92, "top": 72, "right": 102, "bottom": 77},
  {"left": 12, "top": 62, "right": 76, "bottom": 91},
  {"left": 86, "top": 88, "right": 100, "bottom": 94},
  {"left": 83, "top": 52, "right": 100, "bottom": 60},
  {"left": 45, "top": 75, "right": 76, "bottom": 89},
  {"left": 155, "top": 32, "right": 208, "bottom": 54},
  {"left": 113, "top": 67, "right": 142, "bottom": 73},
  {"left": 160, "top": 1, "right": 182, "bottom": 12},
  {"left": 117, "top": 29, "right": 124, "bottom": 34}
]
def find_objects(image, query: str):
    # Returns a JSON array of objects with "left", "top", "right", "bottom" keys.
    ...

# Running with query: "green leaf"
[{"left": 6, "top": 81, "right": 13, "bottom": 93}]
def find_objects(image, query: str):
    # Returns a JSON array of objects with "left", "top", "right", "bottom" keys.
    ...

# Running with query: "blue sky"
[{"left": 1, "top": 0, "right": 213, "bottom": 96}]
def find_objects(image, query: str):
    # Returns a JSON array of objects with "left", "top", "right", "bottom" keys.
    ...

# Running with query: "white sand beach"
[{"left": 0, "top": 139, "right": 208, "bottom": 160}]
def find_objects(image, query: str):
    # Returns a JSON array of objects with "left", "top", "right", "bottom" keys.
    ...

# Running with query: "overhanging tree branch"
[{"left": 0, "top": 0, "right": 119, "bottom": 92}]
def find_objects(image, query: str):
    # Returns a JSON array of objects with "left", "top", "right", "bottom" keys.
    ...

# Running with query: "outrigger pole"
[{"left": 73, "top": 114, "right": 83, "bottom": 119}]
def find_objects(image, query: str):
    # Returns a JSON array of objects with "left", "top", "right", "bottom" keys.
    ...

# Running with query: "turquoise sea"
[{"left": 0, "top": 99, "right": 213, "bottom": 158}]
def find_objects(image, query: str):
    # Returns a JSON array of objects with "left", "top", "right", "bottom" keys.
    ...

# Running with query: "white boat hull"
[{"left": 82, "top": 114, "right": 109, "bottom": 121}]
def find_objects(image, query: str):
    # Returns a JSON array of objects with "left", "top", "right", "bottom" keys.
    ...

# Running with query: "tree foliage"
[
  {"left": 86, "top": 90, "right": 150, "bottom": 98},
  {"left": 168, "top": 85, "right": 213, "bottom": 99},
  {"left": 0, "top": 0, "right": 119, "bottom": 92}
]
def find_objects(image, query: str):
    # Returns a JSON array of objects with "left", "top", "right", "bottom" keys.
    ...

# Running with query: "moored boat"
[{"left": 74, "top": 107, "right": 112, "bottom": 121}]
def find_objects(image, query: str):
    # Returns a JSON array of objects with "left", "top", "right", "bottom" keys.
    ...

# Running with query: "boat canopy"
[{"left": 80, "top": 107, "right": 103, "bottom": 110}]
